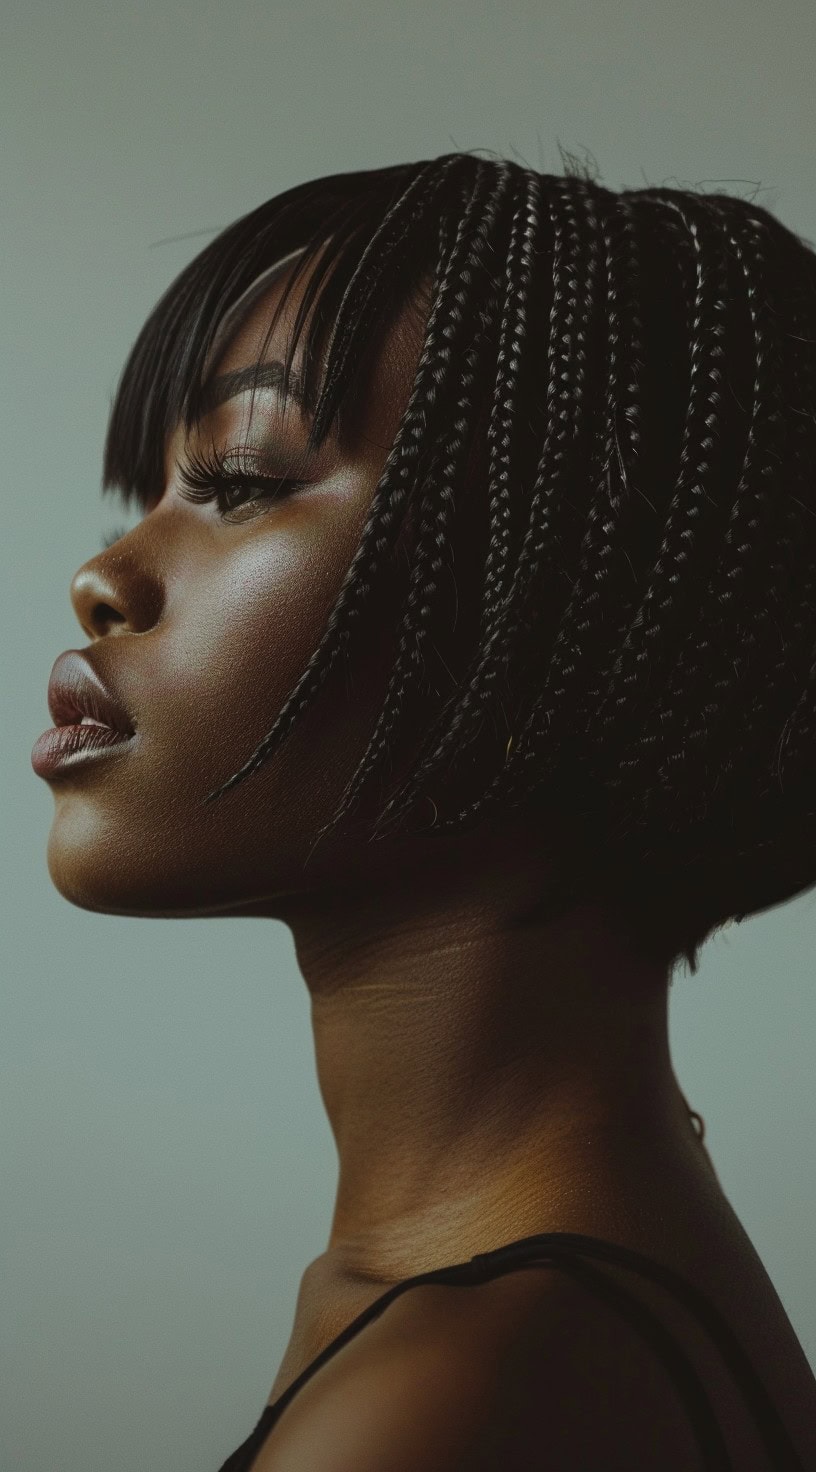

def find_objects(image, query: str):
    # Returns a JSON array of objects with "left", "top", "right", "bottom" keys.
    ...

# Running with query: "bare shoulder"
[{"left": 258, "top": 1265, "right": 708, "bottom": 1471}]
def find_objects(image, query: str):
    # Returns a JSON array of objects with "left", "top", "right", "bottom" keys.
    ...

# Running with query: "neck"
[{"left": 283, "top": 830, "right": 703, "bottom": 1289}]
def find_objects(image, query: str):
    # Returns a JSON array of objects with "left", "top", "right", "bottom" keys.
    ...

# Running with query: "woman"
[{"left": 32, "top": 152, "right": 816, "bottom": 1468}]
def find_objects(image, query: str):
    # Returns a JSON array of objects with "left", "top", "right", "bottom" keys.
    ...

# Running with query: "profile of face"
[{"left": 39, "top": 251, "right": 487, "bottom": 920}]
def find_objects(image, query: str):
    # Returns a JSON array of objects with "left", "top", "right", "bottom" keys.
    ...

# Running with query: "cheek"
[
  {"left": 165, "top": 526, "right": 341, "bottom": 767},
  {"left": 45, "top": 500, "right": 398, "bottom": 917}
]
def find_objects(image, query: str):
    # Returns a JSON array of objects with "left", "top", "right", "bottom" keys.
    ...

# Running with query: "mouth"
[
  {"left": 31, "top": 649, "right": 136, "bottom": 780},
  {"left": 31, "top": 721, "right": 133, "bottom": 777},
  {"left": 46, "top": 649, "right": 135, "bottom": 736}
]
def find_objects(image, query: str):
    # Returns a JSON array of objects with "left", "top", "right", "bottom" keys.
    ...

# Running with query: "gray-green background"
[{"left": 3, "top": 2, "right": 815, "bottom": 1468}]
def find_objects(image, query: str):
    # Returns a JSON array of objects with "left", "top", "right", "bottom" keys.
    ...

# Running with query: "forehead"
[{"left": 205, "top": 245, "right": 429, "bottom": 453}]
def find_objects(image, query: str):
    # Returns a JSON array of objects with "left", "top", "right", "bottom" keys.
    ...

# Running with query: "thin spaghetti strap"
[
  {"left": 257, "top": 1254, "right": 518, "bottom": 1423},
  {"left": 538, "top": 1249, "right": 733, "bottom": 1471},
  {"left": 220, "top": 1248, "right": 731, "bottom": 1472},
  {"left": 215, "top": 1263, "right": 483, "bottom": 1470},
  {"left": 215, "top": 1254, "right": 533, "bottom": 1469},
  {"left": 216, "top": 1231, "right": 807, "bottom": 1472},
  {"left": 469, "top": 1233, "right": 805, "bottom": 1472},
  {"left": 215, "top": 1248, "right": 544, "bottom": 1466}
]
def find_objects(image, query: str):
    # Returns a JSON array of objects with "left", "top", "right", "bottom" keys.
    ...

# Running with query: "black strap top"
[{"left": 215, "top": 1230, "right": 809, "bottom": 1471}]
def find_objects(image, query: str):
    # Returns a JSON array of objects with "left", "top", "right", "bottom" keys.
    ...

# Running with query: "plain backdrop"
[{"left": 3, "top": 2, "right": 816, "bottom": 1468}]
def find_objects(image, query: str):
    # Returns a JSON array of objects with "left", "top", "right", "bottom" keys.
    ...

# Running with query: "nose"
[{"left": 70, "top": 546, "right": 163, "bottom": 639}]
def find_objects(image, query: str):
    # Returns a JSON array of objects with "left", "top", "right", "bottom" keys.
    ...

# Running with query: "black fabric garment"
[{"left": 214, "top": 1230, "right": 808, "bottom": 1471}]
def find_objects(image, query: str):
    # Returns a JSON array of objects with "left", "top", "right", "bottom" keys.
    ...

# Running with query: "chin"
[
  {"left": 43, "top": 799, "right": 291, "bottom": 919},
  {"left": 45, "top": 802, "right": 195, "bottom": 917}
]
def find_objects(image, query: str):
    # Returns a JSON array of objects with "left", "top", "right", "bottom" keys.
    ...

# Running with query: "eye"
[
  {"left": 210, "top": 473, "right": 300, "bottom": 522},
  {"left": 176, "top": 444, "right": 308, "bottom": 523}
]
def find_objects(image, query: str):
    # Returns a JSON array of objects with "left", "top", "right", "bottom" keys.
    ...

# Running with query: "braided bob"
[{"left": 103, "top": 151, "right": 816, "bottom": 979}]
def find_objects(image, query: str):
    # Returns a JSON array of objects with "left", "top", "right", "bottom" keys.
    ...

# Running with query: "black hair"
[{"left": 103, "top": 150, "right": 816, "bottom": 979}]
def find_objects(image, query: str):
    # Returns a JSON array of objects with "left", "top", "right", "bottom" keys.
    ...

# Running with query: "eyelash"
[
  {"left": 175, "top": 443, "right": 307, "bottom": 521},
  {"left": 99, "top": 445, "right": 306, "bottom": 550}
]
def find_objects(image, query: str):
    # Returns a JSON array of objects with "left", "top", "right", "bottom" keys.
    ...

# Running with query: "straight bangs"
[{"left": 102, "top": 157, "right": 466, "bottom": 511}]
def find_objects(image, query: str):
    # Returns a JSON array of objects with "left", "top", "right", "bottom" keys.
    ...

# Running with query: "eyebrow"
[{"left": 199, "top": 360, "right": 311, "bottom": 417}]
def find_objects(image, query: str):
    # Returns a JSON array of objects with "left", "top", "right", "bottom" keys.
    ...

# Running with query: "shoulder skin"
[{"left": 254, "top": 1266, "right": 708, "bottom": 1471}]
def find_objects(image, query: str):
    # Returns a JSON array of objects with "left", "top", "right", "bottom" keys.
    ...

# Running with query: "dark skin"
[{"left": 43, "top": 253, "right": 816, "bottom": 1468}]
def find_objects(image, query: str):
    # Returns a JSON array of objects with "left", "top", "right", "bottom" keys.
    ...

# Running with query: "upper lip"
[{"left": 47, "top": 650, "right": 135, "bottom": 736}]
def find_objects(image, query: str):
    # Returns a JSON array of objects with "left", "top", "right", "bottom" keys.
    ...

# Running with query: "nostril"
[{"left": 93, "top": 604, "right": 128, "bottom": 636}]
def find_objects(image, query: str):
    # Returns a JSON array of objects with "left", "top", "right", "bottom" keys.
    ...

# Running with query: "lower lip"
[{"left": 31, "top": 723, "right": 134, "bottom": 777}]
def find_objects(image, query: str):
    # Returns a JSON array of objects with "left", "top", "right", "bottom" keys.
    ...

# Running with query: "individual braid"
[
  {"left": 714, "top": 202, "right": 816, "bottom": 797},
  {"left": 329, "top": 339, "right": 496, "bottom": 836},
  {"left": 379, "top": 174, "right": 606, "bottom": 831},
  {"left": 503, "top": 190, "right": 646, "bottom": 783},
  {"left": 316, "top": 163, "right": 516, "bottom": 832},
  {"left": 483, "top": 177, "right": 611, "bottom": 783},
  {"left": 306, "top": 155, "right": 467, "bottom": 445},
  {"left": 755, "top": 229, "right": 816, "bottom": 798},
  {"left": 202, "top": 157, "right": 480, "bottom": 803},
  {"left": 562, "top": 196, "right": 646, "bottom": 739},
  {"left": 475, "top": 174, "right": 539, "bottom": 645},
  {"left": 580, "top": 191, "right": 735, "bottom": 808},
  {"left": 640, "top": 199, "right": 786, "bottom": 805},
  {"left": 427, "top": 176, "right": 614, "bottom": 827},
  {"left": 777, "top": 611, "right": 816, "bottom": 799},
  {"left": 359, "top": 168, "right": 543, "bottom": 831}
]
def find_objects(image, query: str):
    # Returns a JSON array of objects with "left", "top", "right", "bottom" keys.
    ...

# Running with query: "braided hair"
[{"left": 103, "top": 151, "right": 816, "bottom": 978}]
